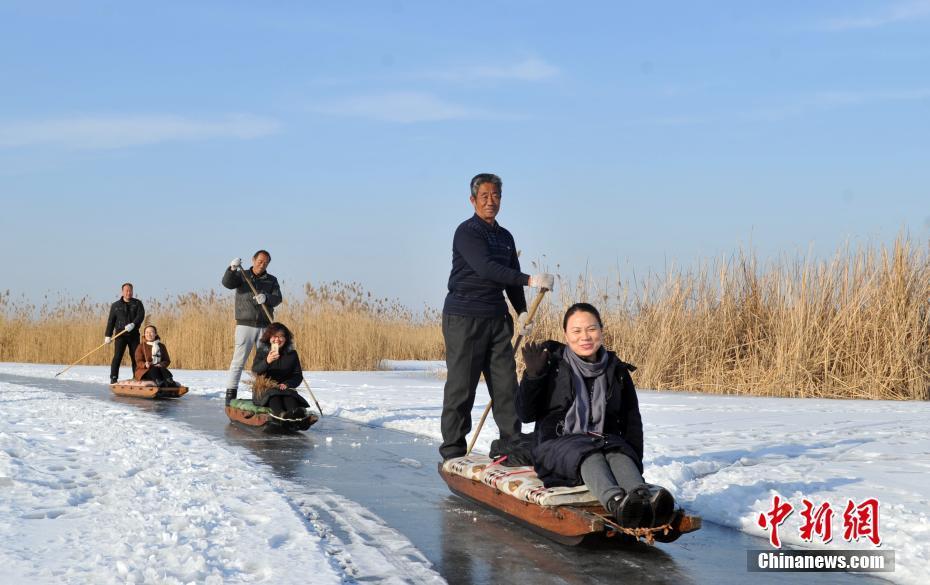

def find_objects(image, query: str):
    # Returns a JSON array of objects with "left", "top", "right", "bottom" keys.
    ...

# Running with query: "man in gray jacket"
[{"left": 222, "top": 250, "right": 282, "bottom": 405}]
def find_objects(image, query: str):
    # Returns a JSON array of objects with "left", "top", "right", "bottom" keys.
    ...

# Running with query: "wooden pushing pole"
[
  {"left": 465, "top": 287, "right": 549, "bottom": 455},
  {"left": 237, "top": 266, "right": 324, "bottom": 416},
  {"left": 55, "top": 328, "right": 128, "bottom": 377}
]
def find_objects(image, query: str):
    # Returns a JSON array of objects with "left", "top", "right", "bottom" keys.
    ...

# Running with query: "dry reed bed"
[
  {"left": 2, "top": 237, "right": 928, "bottom": 400},
  {"left": 0, "top": 283, "right": 444, "bottom": 372},
  {"left": 527, "top": 236, "right": 930, "bottom": 400}
]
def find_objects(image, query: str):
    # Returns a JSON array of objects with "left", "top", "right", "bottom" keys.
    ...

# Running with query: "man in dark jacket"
[
  {"left": 439, "top": 173, "right": 554, "bottom": 460},
  {"left": 104, "top": 282, "right": 145, "bottom": 383},
  {"left": 221, "top": 249, "right": 282, "bottom": 404}
]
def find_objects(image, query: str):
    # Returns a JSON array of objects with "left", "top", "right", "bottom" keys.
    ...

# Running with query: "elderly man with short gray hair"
[{"left": 440, "top": 173, "right": 554, "bottom": 460}]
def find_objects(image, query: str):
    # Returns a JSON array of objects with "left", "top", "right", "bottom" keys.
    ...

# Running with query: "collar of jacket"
[{"left": 469, "top": 213, "right": 500, "bottom": 233}]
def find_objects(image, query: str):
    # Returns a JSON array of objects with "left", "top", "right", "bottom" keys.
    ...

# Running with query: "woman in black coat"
[
  {"left": 516, "top": 303, "right": 675, "bottom": 529},
  {"left": 250, "top": 322, "right": 310, "bottom": 418}
]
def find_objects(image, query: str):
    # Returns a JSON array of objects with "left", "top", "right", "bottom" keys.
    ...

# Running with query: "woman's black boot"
[
  {"left": 225, "top": 389, "right": 237, "bottom": 406},
  {"left": 606, "top": 488, "right": 652, "bottom": 528},
  {"left": 644, "top": 484, "right": 676, "bottom": 527}
]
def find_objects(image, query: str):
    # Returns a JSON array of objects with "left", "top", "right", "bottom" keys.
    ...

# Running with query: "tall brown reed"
[
  {"left": 2, "top": 236, "right": 928, "bottom": 400},
  {"left": 523, "top": 235, "right": 930, "bottom": 400},
  {"left": 0, "top": 283, "right": 443, "bottom": 372}
]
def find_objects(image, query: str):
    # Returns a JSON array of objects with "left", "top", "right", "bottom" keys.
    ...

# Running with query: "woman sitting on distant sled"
[
  {"left": 250, "top": 322, "right": 311, "bottom": 420},
  {"left": 516, "top": 302, "right": 676, "bottom": 529},
  {"left": 134, "top": 325, "right": 177, "bottom": 387}
]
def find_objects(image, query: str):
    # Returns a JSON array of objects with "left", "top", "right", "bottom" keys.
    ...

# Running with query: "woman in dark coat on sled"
[
  {"left": 516, "top": 303, "right": 675, "bottom": 529},
  {"left": 250, "top": 322, "right": 311, "bottom": 422}
]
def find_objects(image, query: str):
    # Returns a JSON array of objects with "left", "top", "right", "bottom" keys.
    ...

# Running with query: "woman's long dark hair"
[
  {"left": 562, "top": 302, "right": 603, "bottom": 330},
  {"left": 260, "top": 322, "right": 293, "bottom": 345}
]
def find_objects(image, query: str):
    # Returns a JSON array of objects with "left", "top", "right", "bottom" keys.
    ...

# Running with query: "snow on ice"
[{"left": 1, "top": 361, "right": 928, "bottom": 584}]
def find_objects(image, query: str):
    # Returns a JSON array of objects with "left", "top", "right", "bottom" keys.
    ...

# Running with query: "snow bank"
[{"left": 0, "top": 377, "right": 443, "bottom": 585}]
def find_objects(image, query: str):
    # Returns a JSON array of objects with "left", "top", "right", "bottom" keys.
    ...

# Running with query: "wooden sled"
[
  {"left": 225, "top": 399, "right": 319, "bottom": 432},
  {"left": 110, "top": 379, "right": 188, "bottom": 399},
  {"left": 439, "top": 463, "right": 701, "bottom": 546}
]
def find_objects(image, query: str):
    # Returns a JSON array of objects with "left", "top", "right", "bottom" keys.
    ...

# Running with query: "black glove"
[{"left": 522, "top": 342, "right": 549, "bottom": 378}]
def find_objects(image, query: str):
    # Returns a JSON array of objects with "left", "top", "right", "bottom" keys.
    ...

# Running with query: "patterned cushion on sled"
[
  {"left": 228, "top": 399, "right": 273, "bottom": 414},
  {"left": 442, "top": 454, "right": 598, "bottom": 507}
]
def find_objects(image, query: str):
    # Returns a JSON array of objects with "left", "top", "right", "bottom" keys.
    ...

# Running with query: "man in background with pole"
[
  {"left": 104, "top": 282, "right": 145, "bottom": 383},
  {"left": 440, "top": 173, "right": 554, "bottom": 460},
  {"left": 222, "top": 250, "right": 282, "bottom": 405}
]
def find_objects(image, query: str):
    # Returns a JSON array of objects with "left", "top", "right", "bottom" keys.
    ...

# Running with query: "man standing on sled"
[
  {"left": 439, "top": 173, "right": 554, "bottom": 460},
  {"left": 222, "top": 249, "right": 282, "bottom": 405},
  {"left": 104, "top": 282, "right": 145, "bottom": 383}
]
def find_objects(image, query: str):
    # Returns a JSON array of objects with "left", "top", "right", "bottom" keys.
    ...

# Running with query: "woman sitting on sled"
[
  {"left": 134, "top": 324, "right": 177, "bottom": 387},
  {"left": 516, "top": 302, "right": 676, "bottom": 529},
  {"left": 249, "top": 322, "right": 311, "bottom": 423}
]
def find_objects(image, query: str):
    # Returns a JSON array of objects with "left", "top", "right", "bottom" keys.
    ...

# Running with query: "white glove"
[
  {"left": 104, "top": 336, "right": 112, "bottom": 344},
  {"left": 124, "top": 323, "right": 135, "bottom": 332},
  {"left": 516, "top": 312, "right": 533, "bottom": 336},
  {"left": 529, "top": 273, "right": 555, "bottom": 290},
  {"left": 230, "top": 257, "right": 242, "bottom": 270},
  {"left": 253, "top": 293, "right": 266, "bottom": 305}
]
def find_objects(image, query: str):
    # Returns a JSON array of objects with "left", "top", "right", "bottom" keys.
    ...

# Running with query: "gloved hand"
[
  {"left": 104, "top": 336, "right": 112, "bottom": 344},
  {"left": 522, "top": 342, "right": 549, "bottom": 378},
  {"left": 253, "top": 293, "right": 266, "bottom": 305},
  {"left": 124, "top": 323, "right": 135, "bottom": 332},
  {"left": 230, "top": 257, "right": 242, "bottom": 270},
  {"left": 529, "top": 273, "right": 555, "bottom": 290},
  {"left": 516, "top": 311, "right": 533, "bottom": 336}
]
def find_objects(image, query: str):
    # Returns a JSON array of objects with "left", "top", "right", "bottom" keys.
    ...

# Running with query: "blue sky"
[{"left": 2, "top": 1, "right": 928, "bottom": 310}]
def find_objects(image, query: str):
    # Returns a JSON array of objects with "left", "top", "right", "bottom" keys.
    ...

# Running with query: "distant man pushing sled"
[
  {"left": 222, "top": 250, "right": 282, "bottom": 405},
  {"left": 104, "top": 282, "right": 145, "bottom": 383}
]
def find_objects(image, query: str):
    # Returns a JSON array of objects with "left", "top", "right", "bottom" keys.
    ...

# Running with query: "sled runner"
[
  {"left": 225, "top": 398, "right": 319, "bottom": 432},
  {"left": 109, "top": 379, "right": 188, "bottom": 399},
  {"left": 440, "top": 454, "right": 701, "bottom": 546}
]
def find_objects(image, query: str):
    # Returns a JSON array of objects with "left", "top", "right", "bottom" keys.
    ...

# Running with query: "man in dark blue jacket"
[
  {"left": 104, "top": 282, "right": 145, "bottom": 383},
  {"left": 440, "top": 173, "right": 554, "bottom": 460}
]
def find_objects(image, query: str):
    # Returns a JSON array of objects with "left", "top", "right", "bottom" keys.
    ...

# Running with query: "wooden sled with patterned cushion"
[
  {"left": 109, "top": 379, "right": 188, "bottom": 399},
  {"left": 225, "top": 398, "right": 318, "bottom": 432},
  {"left": 439, "top": 454, "right": 701, "bottom": 546}
]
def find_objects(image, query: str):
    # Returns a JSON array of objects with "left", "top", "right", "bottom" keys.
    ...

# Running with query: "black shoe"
[
  {"left": 110, "top": 376, "right": 118, "bottom": 384},
  {"left": 606, "top": 487, "right": 652, "bottom": 528},
  {"left": 225, "top": 389, "right": 237, "bottom": 406},
  {"left": 644, "top": 484, "right": 676, "bottom": 527}
]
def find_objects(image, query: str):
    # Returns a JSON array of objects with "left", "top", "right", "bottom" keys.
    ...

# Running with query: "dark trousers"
[
  {"left": 440, "top": 313, "right": 521, "bottom": 460},
  {"left": 141, "top": 366, "right": 173, "bottom": 385},
  {"left": 110, "top": 334, "right": 139, "bottom": 381},
  {"left": 268, "top": 394, "right": 300, "bottom": 414}
]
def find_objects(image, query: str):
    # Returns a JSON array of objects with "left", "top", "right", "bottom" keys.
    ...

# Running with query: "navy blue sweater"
[{"left": 443, "top": 214, "right": 530, "bottom": 318}]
